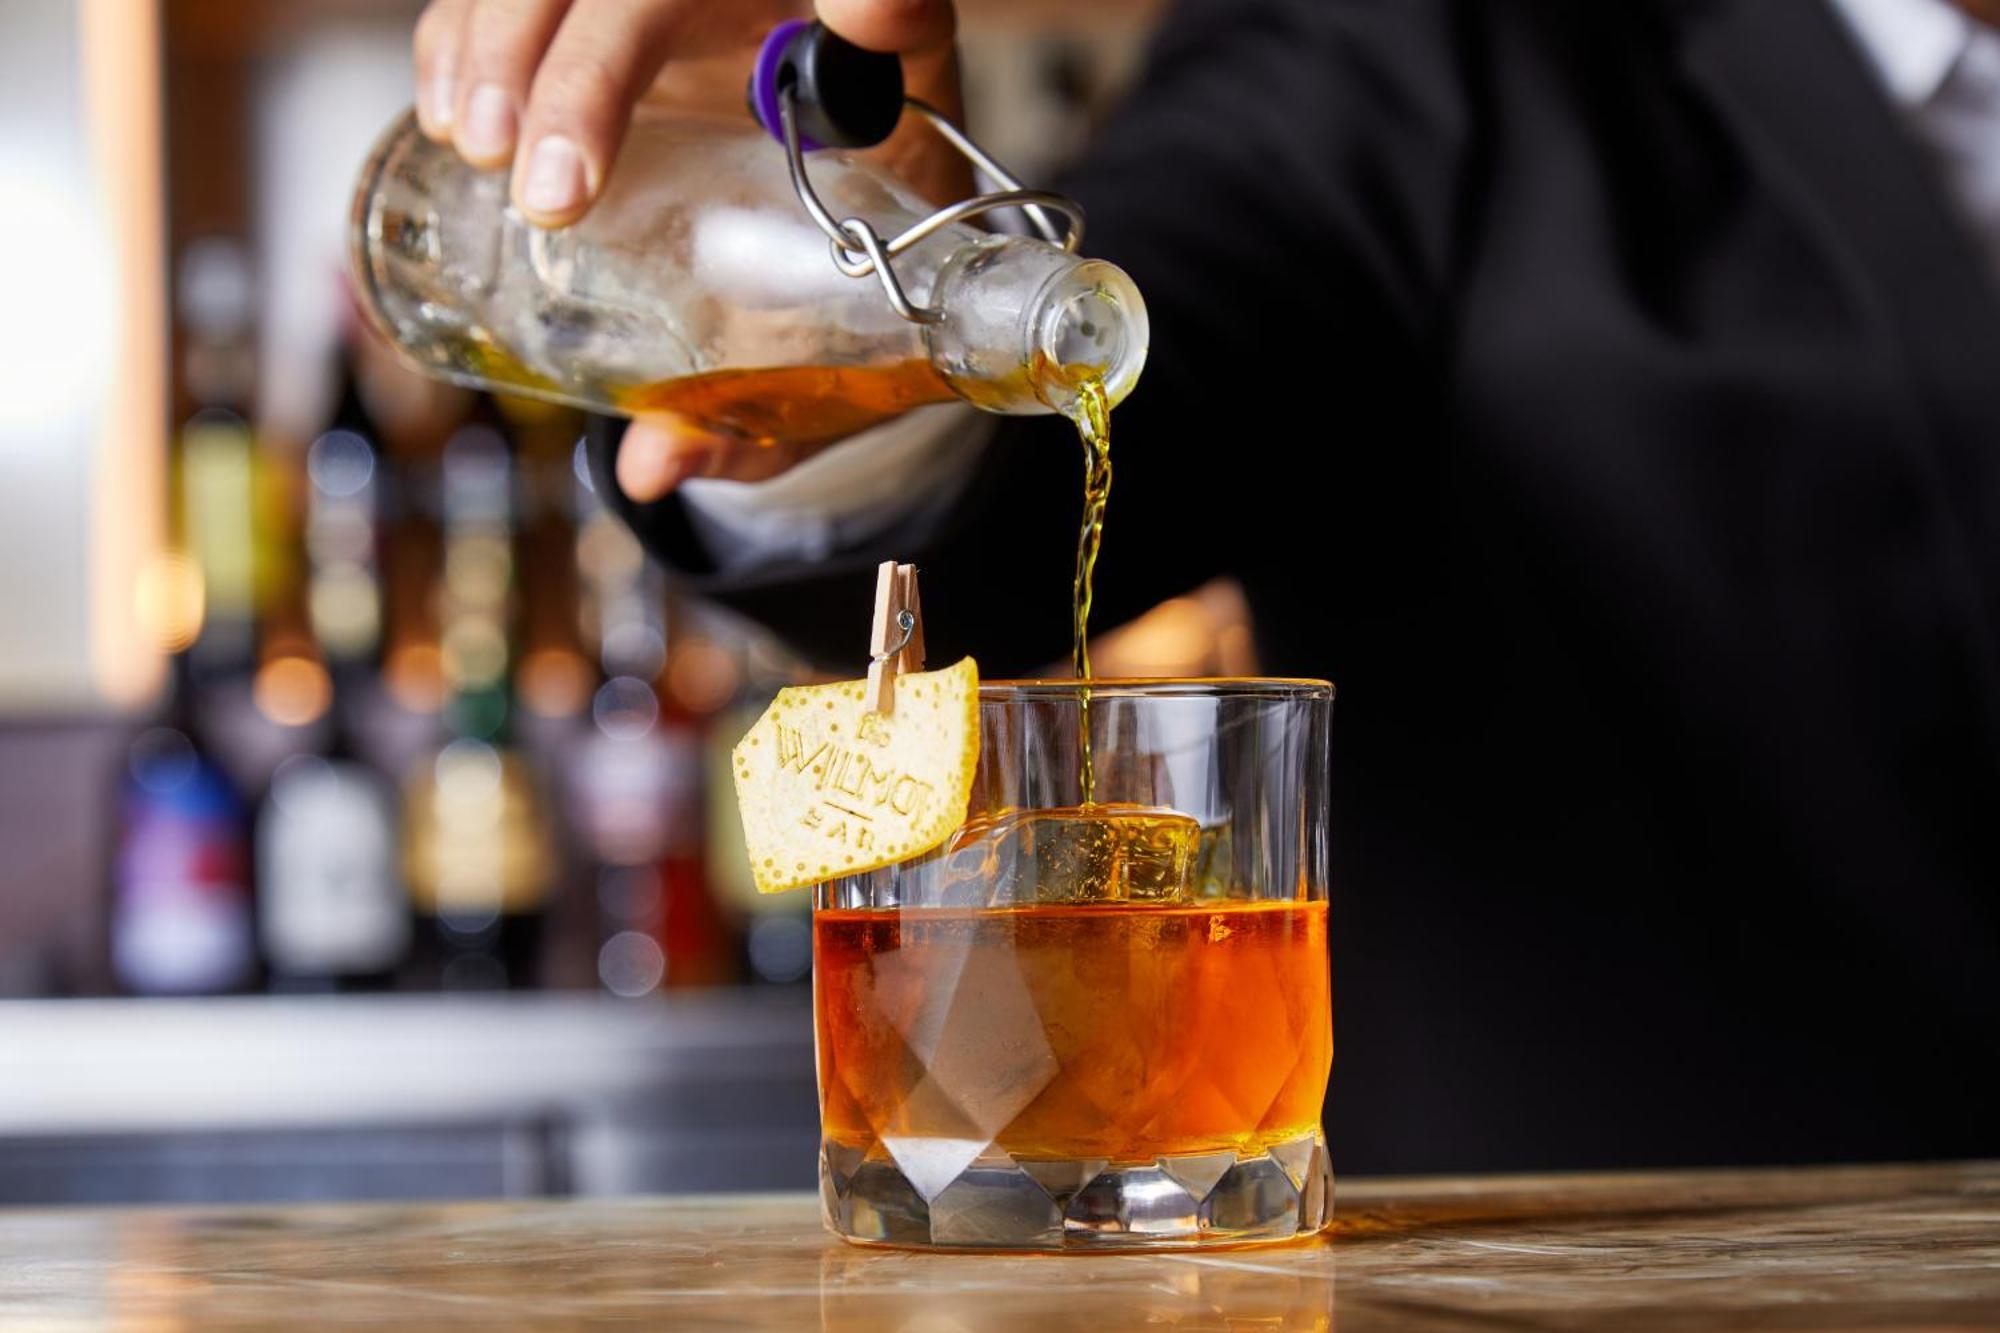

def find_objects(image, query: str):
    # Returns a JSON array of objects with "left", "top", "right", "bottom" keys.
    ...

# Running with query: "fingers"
[
  {"left": 449, "top": 0, "right": 571, "bottom": 168},
  {"left": 616, "top": 419, "right": 724, "bottom": 503},
  {"left": 417, "top": 0, "right": 965, "bottom": 219},
  {"left": 511, "top": 0, "right": 694, "bottom": 227},
  {"left": 616, "top": 418, "right": 821, "bottom": 502},
  {"left": 412, "top": 0, "right": 473, "bottom": 140},
  {"left": 817, "top": 0, "right": 965, "bottom": 203},
  {"left": 814, "top": 0, "right": 955, "bottom": 54}
]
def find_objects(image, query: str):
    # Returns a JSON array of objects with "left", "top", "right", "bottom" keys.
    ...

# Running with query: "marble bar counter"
[{"left": 2, "top": 1161, "right": 1995, "bottom": 1329}]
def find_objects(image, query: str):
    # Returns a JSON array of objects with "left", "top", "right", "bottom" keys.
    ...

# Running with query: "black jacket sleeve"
[{"left": 592, "top": 0, "right": 1472, "bottom": 675}]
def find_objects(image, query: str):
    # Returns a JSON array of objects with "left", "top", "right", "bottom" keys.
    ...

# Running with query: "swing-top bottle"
[{"left": 349, "top": 34, "right": 1147, "bottom": 446}]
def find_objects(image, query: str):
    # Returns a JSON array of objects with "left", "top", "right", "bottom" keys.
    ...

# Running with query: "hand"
[
  {"left": 413, "top": 0, "right": 965, "bottom": 502},
  {"left": 415, "top": 0, "right": 965, "bottom": 224}
]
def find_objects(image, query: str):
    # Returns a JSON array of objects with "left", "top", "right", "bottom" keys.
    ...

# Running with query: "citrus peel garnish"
[{"left": 732, "top": 657, "right": 979, "bottom": 894}]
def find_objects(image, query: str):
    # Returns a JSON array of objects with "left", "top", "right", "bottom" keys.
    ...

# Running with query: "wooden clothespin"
[{"left": 865, "top": 560, "right": 925, "bottom": 715}]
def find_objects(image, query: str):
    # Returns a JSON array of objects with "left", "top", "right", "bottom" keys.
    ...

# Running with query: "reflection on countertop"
[{"left": 3, "top": 1162, "right": 1996, "bottom": 1329}]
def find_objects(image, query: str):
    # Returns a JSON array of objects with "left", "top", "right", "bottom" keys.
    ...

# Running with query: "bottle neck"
[{"left": 924, "top": 236, "right": 1149, "bottom": 419}]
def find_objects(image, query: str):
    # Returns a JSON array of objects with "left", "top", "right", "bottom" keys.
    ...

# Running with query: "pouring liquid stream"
[
  {"left": 495, "top": 334, "right": 1121, "bottom": 804},
  {"left": 1065, "top": 374, "right": 1112, "bottom": 804}
]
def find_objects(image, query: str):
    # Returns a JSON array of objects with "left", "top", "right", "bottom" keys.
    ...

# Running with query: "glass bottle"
[
  {"left": 304, "top": 348, "right": 387, "bottom": 675},
  {"left": 566, "top": 456, "right": 734, "bottom": 992},
  {"left": 112, "top": 654, "right": 259, "bottom": 996},
  {"left": 258, "top": 737, "right": 406, "bottom": 991},
  {"left": 178, "top": 406, "right": 259, "bottom": 680},
  {"left": 256, "top": 347, "right": 410, "bottom": 991},
  {"left": 173, "top": 239, "right": 258, "bottom": 683},
  {"left": 117, "top": 239, "right": 266, "bottom": 997},
  {"left": 400, "top": 399, "right": 555, "bottom": 990},
  {"left": 349, "top": 109, "right": 1147, "bottom": 444}
]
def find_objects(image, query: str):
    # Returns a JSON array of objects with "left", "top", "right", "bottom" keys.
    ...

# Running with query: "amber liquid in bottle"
[
  {"left": 615, "top": 362, "right": 956, "bottom": 446},
  {"left": 446, "top": 332, "right": 964, "bottom": 449}
]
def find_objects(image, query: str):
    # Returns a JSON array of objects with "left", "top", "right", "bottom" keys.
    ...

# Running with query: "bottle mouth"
[{"left": 1031, "top": 259, "right": 1149, "bottom": 415}]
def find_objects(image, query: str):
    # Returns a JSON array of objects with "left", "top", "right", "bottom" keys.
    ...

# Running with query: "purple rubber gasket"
[{"left": 751, "top": 20, "right": 824, "bottom": 152}]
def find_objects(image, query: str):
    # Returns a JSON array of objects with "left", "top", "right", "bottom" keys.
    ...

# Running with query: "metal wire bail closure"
[{"left": 749, "top": 20, "right": 1086, "bottom": 327}]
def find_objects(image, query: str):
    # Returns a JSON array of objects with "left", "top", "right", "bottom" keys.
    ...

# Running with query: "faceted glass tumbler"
[{"left": 813, "top": 679, "right": 1334, "bottom": 1251}]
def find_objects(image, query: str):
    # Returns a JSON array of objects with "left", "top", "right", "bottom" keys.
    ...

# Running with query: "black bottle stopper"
[{"left": 748, "top": 19, "right": 905, "bottom": 151}]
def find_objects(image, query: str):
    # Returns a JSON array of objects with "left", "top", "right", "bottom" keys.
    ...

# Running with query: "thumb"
[
  {"left": 615, "top": 418, "right": 723, "bottom": 503},
  {"left": 813, "top": 0, "right": 956, "bottom": 55},
  {"left": 814, "top": 0, "right": 965, "bottom": 201}
]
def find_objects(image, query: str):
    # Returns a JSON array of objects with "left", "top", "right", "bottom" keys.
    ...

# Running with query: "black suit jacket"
[{"left": 596, "top": 0, "right": 2000, "bottom": 1173}]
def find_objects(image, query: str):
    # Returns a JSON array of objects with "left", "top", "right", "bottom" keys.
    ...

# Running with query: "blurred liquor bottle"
[
  {"left": 178, "top": 406, "right": 258, "bottom": 679},
  {"left": 707, "top": 705, "right": 811, "bottom": 988},
  {"left": 655, "top": 655, "right": 737, "bottom": 989},
  {"left": 378, "top": 420, "right": 447, "bottom": 723},
  {"left": 256, "top": 342, "right": 410, "bottom": 991},
  {"left": 401, "top": 398, "right": 555, "bottom": 989},
  {"left": 174, "top": 239, "right": 261, "bottom": 685},
  {"left": 108, "top": 239, "right": 266, "bottom": 997},
  {"left": 571, "top": 674, "right": 680, "bottom": 997},
  {"left": 112, "top": 653, "right": 260, "bottom": 997},
  {"left": 700, "top": 657, "right": 813, "bottom": 988},
  {"left": 570, "top": 454, "right": 735, "bottom": 993},
  {"left": 505, "top": 413, "right": 602, "bottom": 988},
  {"left": 510, "top": 401, "right": 594, "bottom": 732}
]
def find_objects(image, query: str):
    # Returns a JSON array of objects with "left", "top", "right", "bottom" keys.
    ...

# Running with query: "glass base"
[{"left": 820, "top": 1130, "right": 1332, "bottom": 1251}]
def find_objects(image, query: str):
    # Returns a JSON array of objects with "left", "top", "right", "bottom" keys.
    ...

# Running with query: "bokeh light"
[
  {"left": 132, "top": 547, "right": 205, "bottom": 653},
  {"left": 252, "top": 654, "right": 332, "bottom": 727}
]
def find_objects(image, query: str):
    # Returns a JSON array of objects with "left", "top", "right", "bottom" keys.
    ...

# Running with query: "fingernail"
[
  {"left": 424, "top": 63, "right": 456, "bottom": 131},
  {"left": 458, "top": 84, "right": 516, "bottom": 161},
  {"left": 520, "top": 135, "right": 587, "bottom": 217}
]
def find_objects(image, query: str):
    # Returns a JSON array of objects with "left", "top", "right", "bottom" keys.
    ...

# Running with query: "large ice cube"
[{"left": 934, "top": 804, "right": 1200, "bottom": 906}]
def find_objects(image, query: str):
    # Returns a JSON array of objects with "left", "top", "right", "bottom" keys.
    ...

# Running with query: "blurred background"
[{"left": 0, "top": 0, "right": 1266, "bottom": 1208}]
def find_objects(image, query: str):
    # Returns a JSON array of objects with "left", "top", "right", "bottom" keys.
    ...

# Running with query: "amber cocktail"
[{"left": 813, "top": 681, "right": 1334, "bottom": 1251}]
